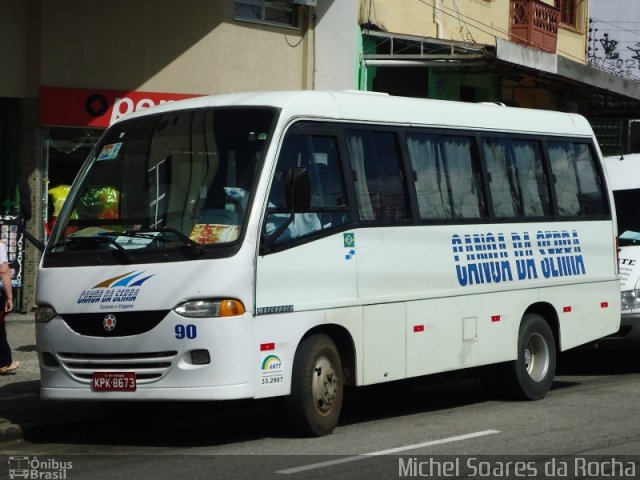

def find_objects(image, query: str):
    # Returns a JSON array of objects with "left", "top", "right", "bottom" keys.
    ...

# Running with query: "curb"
[{"left": 5, "top": 313, "right": 34, "bottom": 322}]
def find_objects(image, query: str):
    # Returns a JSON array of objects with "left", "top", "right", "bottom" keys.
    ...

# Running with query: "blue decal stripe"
[
  {"left": 111, "top": 271, "right": 144, "bottom": 287},
  {"left": 129, "top": 275, "right": 154, "bottom": 287}
]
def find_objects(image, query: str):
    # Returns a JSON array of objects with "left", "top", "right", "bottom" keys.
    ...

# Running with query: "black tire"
[
  {"left": 505, "top": 313, "right": 556, "bottom": 400},
  {"left": 287, "top": 334, "right": 343, "bottom": 437}
]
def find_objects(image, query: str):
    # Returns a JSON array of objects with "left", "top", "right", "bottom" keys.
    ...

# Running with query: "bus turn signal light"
[{"left": 220, "top": 299, "right": 246, "bottom": 317}]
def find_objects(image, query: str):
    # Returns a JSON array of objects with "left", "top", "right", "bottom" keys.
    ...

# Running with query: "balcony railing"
[{"left": 510, "top": 0, "right": 559, "bottom": 53}]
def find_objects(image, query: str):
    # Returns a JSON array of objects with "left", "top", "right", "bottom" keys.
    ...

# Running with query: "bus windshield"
[
  {"left": 614, "top": 188, "right": 640, "bottom": 246},
  {"left": 46, "top": 107, "right": 276, "bottom": 261}
]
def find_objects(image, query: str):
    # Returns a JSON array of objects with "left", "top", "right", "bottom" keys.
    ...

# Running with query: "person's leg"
[{"left": 0, "top": 294, "right": 13, "bottom": 368}]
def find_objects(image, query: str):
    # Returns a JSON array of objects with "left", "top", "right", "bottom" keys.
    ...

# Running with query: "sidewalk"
[
  {"left": 0, "top": 313, "right": 40, "bottom": 441},
  {"left": 0, "top": 313, "right": 104, "bottom": 443}
]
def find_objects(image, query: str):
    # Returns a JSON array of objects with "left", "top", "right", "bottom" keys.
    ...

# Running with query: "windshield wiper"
[
  {"left": 98, "top": 230, "right": 169, "bottom": 241},
  {"left": 145, "top": 227, "right": 206, "bottom": 256},
  {"left": 98, "top": 230, "right": 173, "bottom": 253},
  {"left": 50, "top": 236, "right": 136, "bottom": 263}
]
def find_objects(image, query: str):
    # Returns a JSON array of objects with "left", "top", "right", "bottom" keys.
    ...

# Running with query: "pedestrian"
[{"left": 0, "top": 239, "right": 18, "bottom": 374}]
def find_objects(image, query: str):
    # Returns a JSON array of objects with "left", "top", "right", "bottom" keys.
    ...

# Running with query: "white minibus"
[
  {"left": 604, "top": 153, "right": 640, "bottom": 338},
  {"left": 36, "top": 91, "right": 620, "bottom": 436}
]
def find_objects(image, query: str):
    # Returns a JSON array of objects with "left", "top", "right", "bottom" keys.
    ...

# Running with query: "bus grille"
[
  {"left": 60, "top": 310, "right": 170, "bottom": 337},
  {"left": 57, "top": 351, "right": 178, "bottom": 384}
]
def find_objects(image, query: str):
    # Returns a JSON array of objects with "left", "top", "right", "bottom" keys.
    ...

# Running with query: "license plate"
[{"left": 92, "top": 372, "right": 136, "bottom": 392}]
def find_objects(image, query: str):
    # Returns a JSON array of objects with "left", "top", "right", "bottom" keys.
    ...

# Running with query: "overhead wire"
[
  {"left": 589, "top": 6, "right": 640, "bottom": 81},
  {"left": 452, "top": 0, "right": 476, "bottom": 44},
  {"left": 590, "top": 17, "right": 640, "bottom": 39}
]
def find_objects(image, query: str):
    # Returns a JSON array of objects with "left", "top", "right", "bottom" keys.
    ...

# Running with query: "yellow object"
[
  {"left": 48, "top": 185, "right": 72, "bottom": 217},
  {"left": 219, "top": 299, "right": 246, "bottom": 317},
  {"left": 76, "top": 186, "right": 120, "bottom": 219}
]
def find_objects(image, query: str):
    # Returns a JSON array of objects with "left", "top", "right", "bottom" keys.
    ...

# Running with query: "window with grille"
[
  {"left": 235, "top": 0, "right": 299, "bottom": 28},
  {"left": 556, "top": 0, "right": 578, "bottom": 28}
]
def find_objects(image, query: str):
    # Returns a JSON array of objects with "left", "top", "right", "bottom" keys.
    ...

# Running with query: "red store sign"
[{"left": 40, "top": 86, "right": 203, "bottom": 128}]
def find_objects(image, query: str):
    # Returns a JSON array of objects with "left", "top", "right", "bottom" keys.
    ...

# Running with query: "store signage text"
[{"left": 40, "top": 86, "right": 203, "bottom": 128}]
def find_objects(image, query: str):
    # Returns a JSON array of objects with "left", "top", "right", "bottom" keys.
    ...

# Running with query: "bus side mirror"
[
  {"left": 285, "top": 167, "right": 311, "bottom": 213},
  {"left": 261, "top": 167, "right": 311, "bottom": 254}
]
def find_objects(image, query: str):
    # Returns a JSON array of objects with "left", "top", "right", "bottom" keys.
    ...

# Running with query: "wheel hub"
[
  {"left": 525, "top": 332, "right": 550, "bottom": 382},
  {"left": 312, "top": 356, "right": 338, "bottom": 415}
]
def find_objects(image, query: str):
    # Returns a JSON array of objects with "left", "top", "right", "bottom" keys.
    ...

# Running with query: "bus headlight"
[
  {"left": 174, "top": 299, "right": 246, "bottom": 318},
  {"left": 35, "top": 306, "right": 57, "bottom": 323},
  {"left": 621, "top": 290, "right": 640, "bottom": 311}
]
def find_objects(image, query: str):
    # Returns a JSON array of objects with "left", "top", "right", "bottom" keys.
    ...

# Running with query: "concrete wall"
[
  {"left": 0, "top": 0, "right": 28, "bottom": 97},
  {"left": 315, "top": 0, "right": 358, "bottom": 90},
  {"left": 40, "top": 0, "right": 312, "bottom": 94},
  {"left": 358, "top": 0, "right": 438, "bottom": 38},
  {"left": 556, "top": 0, "right": 589, "bottom": 65}
]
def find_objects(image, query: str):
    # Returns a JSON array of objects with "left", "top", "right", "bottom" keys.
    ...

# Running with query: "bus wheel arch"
[
  {"left": 524, "top": 302, "right": 560, "bottom": 352},
  {"left": 507, "top": 308, "right": 558, "bottom": 400},
  {"left": 481, "top": 303, "right": 558, "bottom": 400},
  {"left": 299, "top": 324, "right": 356, "bottom": 387}
]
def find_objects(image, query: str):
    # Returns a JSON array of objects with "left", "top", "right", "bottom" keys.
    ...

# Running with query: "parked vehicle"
[
  {"left": 35, "top": 91, "right": 620, "bottom": 436},
  {"left": 604, "top": 154, "right": 640, "bottom": 338}
]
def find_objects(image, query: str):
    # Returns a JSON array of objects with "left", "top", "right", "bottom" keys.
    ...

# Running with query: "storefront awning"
[
  {"left": 363, "top": 30, "right": 491, "bottom": 67},
  {"left": 494, "top": 38, "right": 640, "bottom": 118},
  {"left": 362, "top": 31, "right": 640, "bottom": 118}
]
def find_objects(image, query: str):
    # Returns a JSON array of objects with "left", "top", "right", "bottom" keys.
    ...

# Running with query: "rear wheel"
[
  {"left": 287, "top": 334, "right": 343, "bottom": 437},
  {"left": 506, "top": 313, "right": 556, "bottom": 400}
]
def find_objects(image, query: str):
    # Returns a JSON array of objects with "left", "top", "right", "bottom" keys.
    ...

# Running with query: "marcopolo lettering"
[{"left": 257, "top": 305, "right": 294, "bottom": 315}]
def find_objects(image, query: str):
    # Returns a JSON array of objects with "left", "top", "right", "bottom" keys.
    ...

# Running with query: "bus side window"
[
  {"left": 511, "top": 139, "right": 551, "bottom": 217},
  {"left": 265, "top": 133, "right": 350, "bottom": 246},
  {"left": 483, "top": 138, "right": 520, "bottom": 217},
  {"left": 547, "top": 141, "right": 606, "bottom": 217},
  {"left": 573, "top": 144, "right": 607, "bottom": 215},
  {"left": 438, "top": 135, "right": 484, "bottom": 219},
  {"left": 482, "top": 137, "right": 551, "bottom": 218},
  {"left": 406, "top": 132, "right": 452, "bottom": 219},
  {"left": 345, "top": 130, "right": 409, "bottom": 222}
]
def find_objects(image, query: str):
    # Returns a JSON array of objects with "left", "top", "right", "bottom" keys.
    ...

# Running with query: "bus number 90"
[{"left": 175, "top": 324, "right": 197, "bottom": 339}]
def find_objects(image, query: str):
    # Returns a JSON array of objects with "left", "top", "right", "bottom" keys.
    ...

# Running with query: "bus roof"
[
  {"left": 603, "top": 154, "right": 640, "bottom": 191},
  {"left": 118, "top": 90, "right": 595, "bottom": 137}
]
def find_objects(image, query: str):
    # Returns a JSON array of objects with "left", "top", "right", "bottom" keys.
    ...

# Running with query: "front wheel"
[
  {"left": 287, "top": 334, "right": 343, "bottom": 437},
  {"left": 506, "top": 313, "right": 556, "bottom": 400}
]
